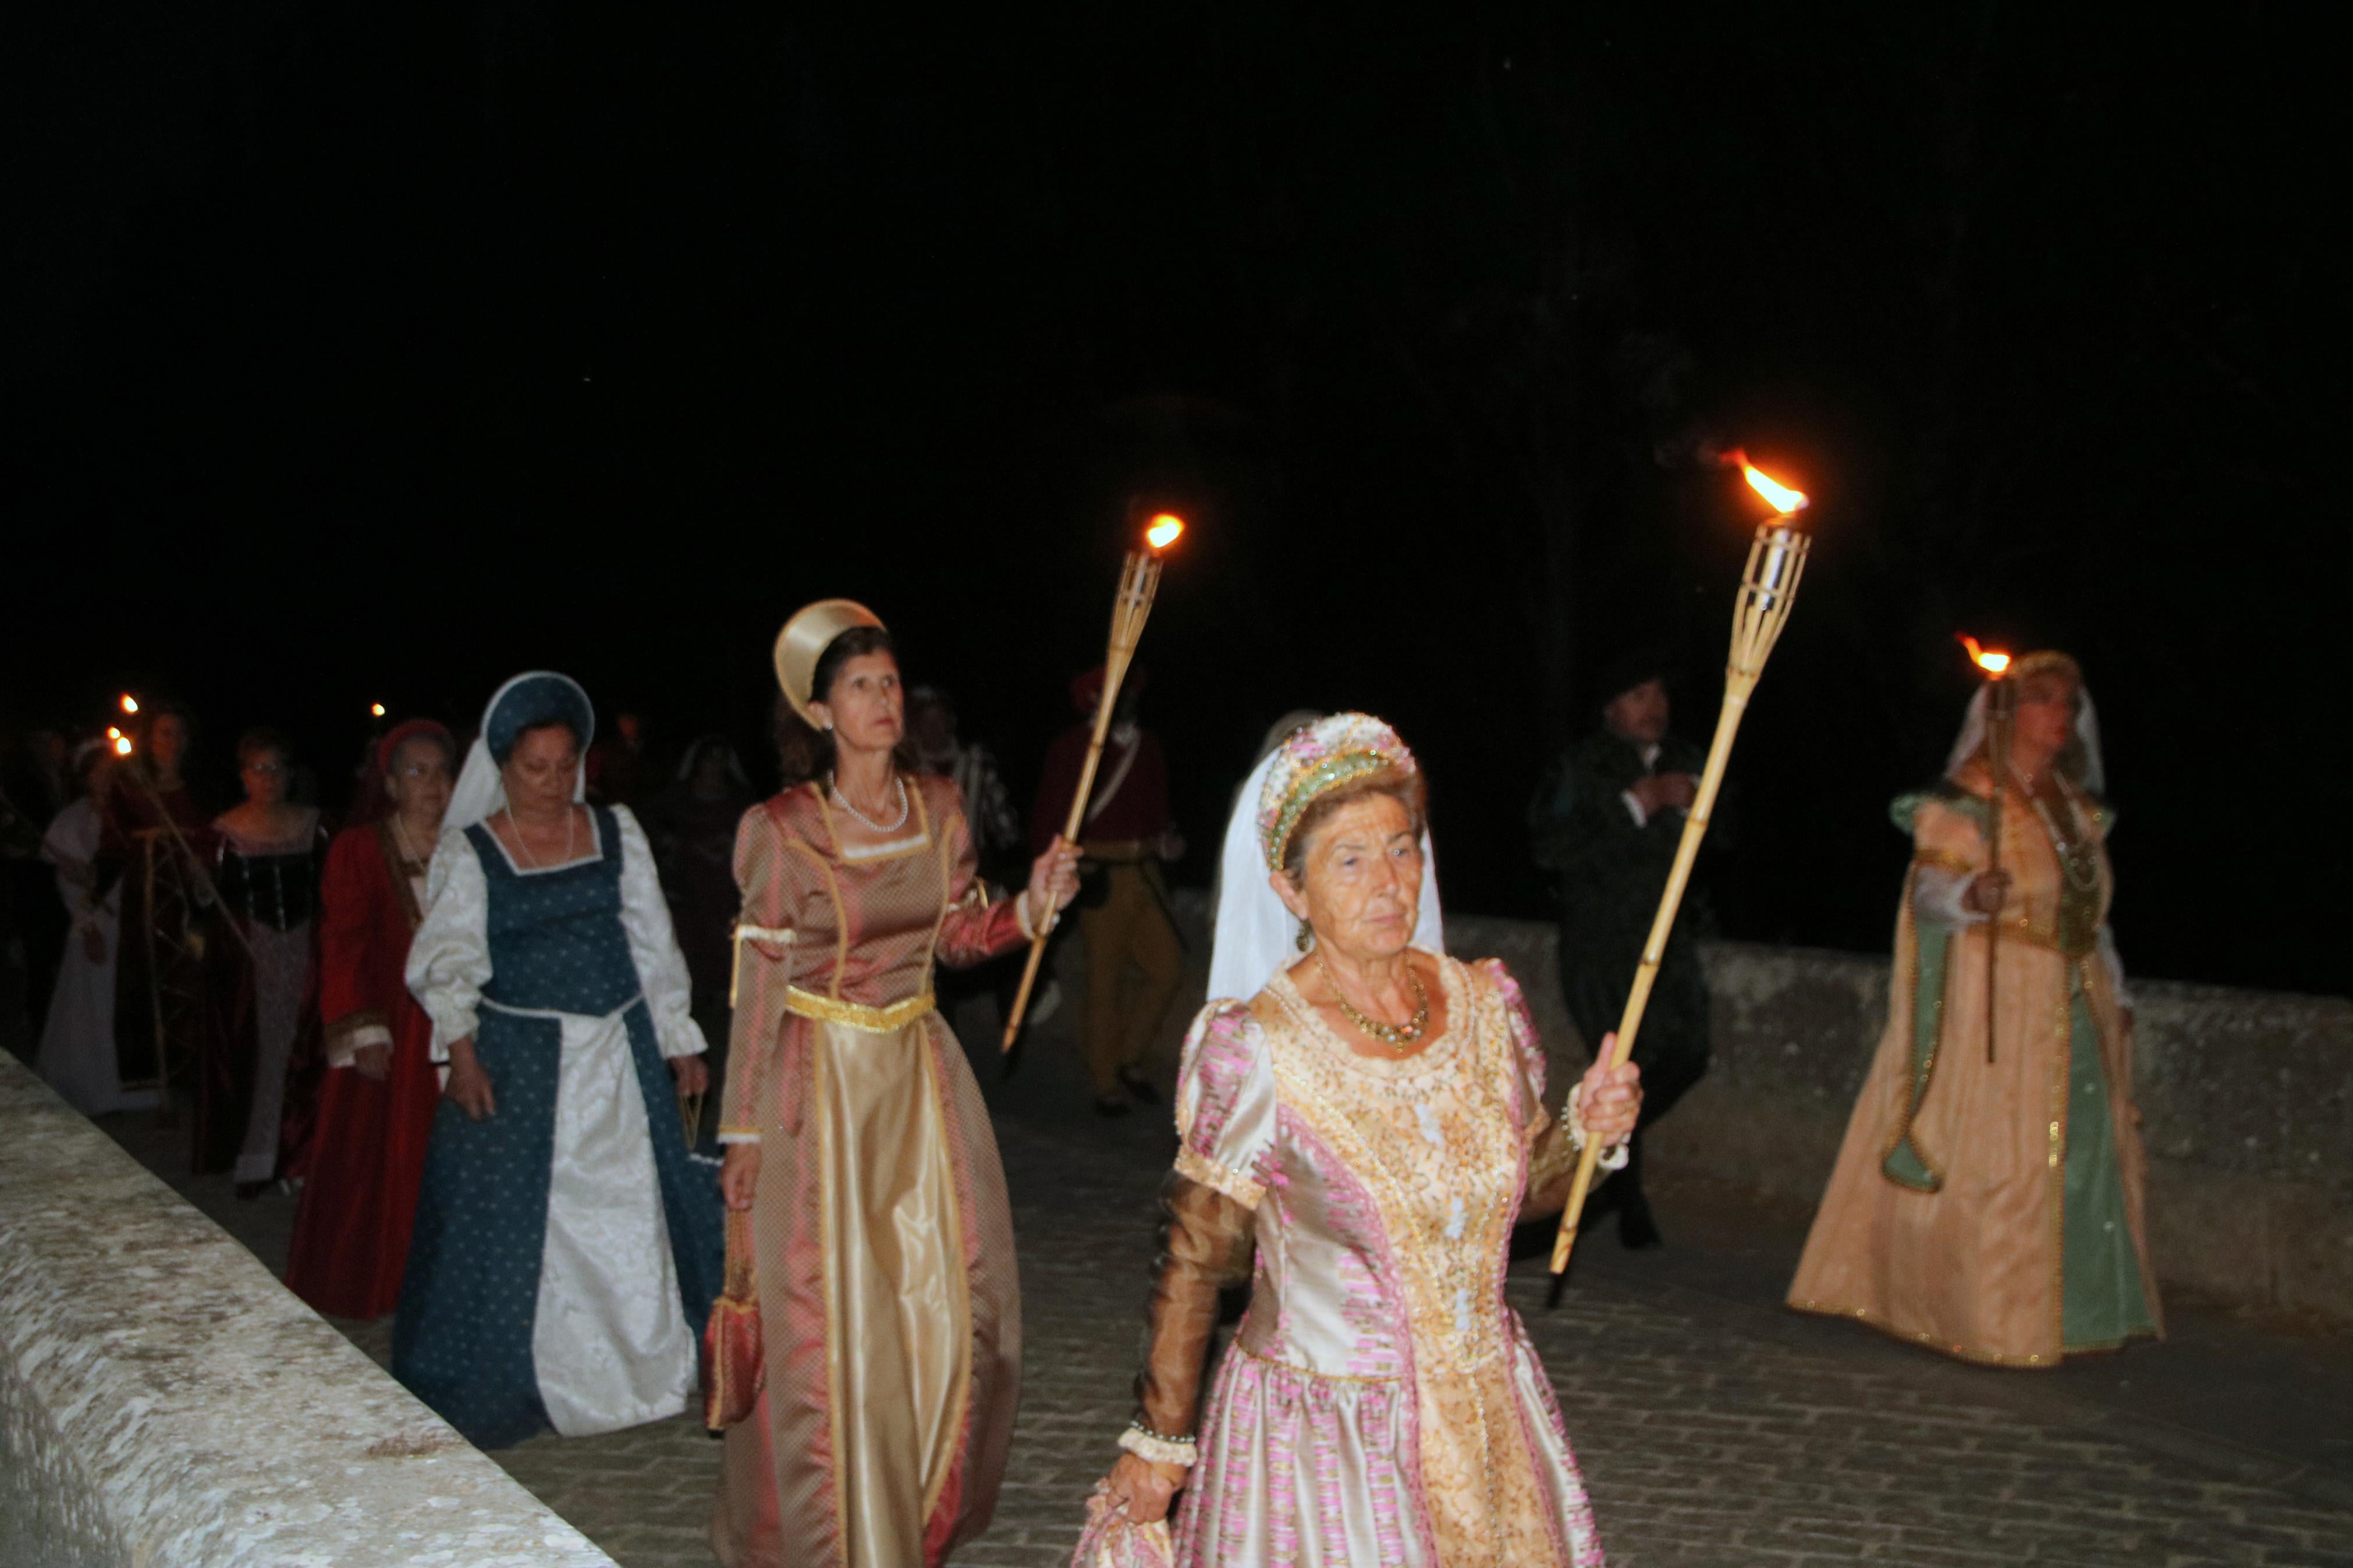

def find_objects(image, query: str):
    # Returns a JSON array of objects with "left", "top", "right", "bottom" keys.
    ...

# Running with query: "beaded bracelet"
[{"left": 1117, "top": 1421, "right": 1199, "bottom": 1469}]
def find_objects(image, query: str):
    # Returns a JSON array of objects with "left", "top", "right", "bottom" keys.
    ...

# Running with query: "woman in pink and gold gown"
[
  {"left": 1089, "top": 713, "right": 1641, "bottom": 1568},
  {"left": 712, "top": 600, "right": 1080, "bottom": 1568}
]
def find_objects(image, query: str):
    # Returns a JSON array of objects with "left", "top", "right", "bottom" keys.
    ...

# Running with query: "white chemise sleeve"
[
  {"left": 407, "top": 826, "right": 492, "bottom": 1064},
  {"left": 612, "top": 805, "right": 709, "bottom": 1059},
  {"left": 1912, "top": 863, "right": 1986, "bottom": 929}
]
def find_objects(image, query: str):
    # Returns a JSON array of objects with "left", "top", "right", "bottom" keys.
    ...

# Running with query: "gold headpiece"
[
  {"left": 773, "top": 599, "right": 886, "bottom": 727},
  {"left": 1257, "top": 712, "right": 1418, "bottom": 872},
  {"left": 2011, "top": 649, "right": 2082, "bottom": 687}
]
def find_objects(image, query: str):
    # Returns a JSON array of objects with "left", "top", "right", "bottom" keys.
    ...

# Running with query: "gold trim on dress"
[
  {"left": 783, "top": 986, "right": 937, "bottom": 1033},
  {"left": 1175, "top": 1147, "right": 1265, "bottom": 1211}
]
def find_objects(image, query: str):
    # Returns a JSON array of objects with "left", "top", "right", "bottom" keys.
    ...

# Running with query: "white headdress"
[
  {"left": 1943, "top": 652, "right": 2106, "bottom": 796},
  {"left": 445, "top": 671, "right": 595, "bottom": 832},
  {"left": 1206, "top": 712, "right": 1444, "bottom": 1004}
]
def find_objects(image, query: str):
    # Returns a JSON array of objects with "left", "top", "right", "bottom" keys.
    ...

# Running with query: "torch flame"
[
  {"left": 120, "top": 695, "right": 139, "bottom": 715},
  {"left": 371, "top": 702, "right": 387, "bottom": 718},
  {"left": 114, "top": 736, "right": 133, "bottom": 756},
  {"left": 1144, "top": 514, "right": 1186, "bottom": 552},
  {"left": 1960, "top": 635, "right": 2011, "bottom": 676},
  {"left": 1742, "top": 465, "right": 1808, "bottom": 515}
]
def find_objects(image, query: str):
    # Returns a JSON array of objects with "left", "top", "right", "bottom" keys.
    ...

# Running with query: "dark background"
[{"left": 6, "top": 5, "right": 2340, "bottom": 993}]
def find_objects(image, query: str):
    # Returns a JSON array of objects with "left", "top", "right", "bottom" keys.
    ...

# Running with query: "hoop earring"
[{"left": 1295, "top": 916, "right": 1314, "bottom": 951}]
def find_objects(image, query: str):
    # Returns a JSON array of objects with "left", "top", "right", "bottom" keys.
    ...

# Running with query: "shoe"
[
  {"left": 1094, "top": 1093, "right": 1134, "bottom": 1119},
  {"left": 1116, "top": 1067, "right": 1159, "bottom": 1105},
  {"left": 1617, "top": 1190, "right": 1663, "bottom": 1250},
  {"left": 235, "top": 1181, "right": 268, "bottom": 1201}
]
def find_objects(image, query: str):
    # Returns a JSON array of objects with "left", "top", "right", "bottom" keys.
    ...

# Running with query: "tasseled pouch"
[
  {"left": 702, "top": 1207, "right": 764, "bottom": 1430},
  {"left": 1069, "top": 1484, "right": 1176, "bottom": 1568}
]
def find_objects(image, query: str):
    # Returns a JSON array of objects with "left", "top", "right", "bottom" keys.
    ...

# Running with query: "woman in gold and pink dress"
[
  {"left": 1089, "top": 713, "right": 1641, "bottom": 1567},
  {"left": 712, "top": 600, "right": 1081, "bottom": 1568}
]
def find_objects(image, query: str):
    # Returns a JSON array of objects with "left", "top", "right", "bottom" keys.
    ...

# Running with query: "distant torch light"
[
  {"left": 1741, "top": 465, "right": 1809, "bottom": 517},
  {"left": 120, "top": 695, "right": 140, "bottom": 715},
  {"left": 371, "top": 702, "right": 387, "bottom": 718},
  {"left": 1145, "top": 513, "right": 1186, "bottom": 552},
  {"left": 114, "top": 737, "right": 133, "bottom": 756}
]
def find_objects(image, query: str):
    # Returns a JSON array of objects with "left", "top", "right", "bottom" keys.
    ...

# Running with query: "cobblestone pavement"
[{"left": 108, "top": 997, "right": 2353, "bottom": 1568}]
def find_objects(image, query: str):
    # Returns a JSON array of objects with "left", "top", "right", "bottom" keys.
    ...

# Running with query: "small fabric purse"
[
  {"left": 1068, "top": 1482, "right": 1176, "bottom": 1568},
  {"left": 702, "top": 1207, "right": 764, "bottom": 1430}
]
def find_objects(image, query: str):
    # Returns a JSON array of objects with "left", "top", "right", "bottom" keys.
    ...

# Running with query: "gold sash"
[{"left": 783, "top": 986, "right": 937, "bottom": 1034}]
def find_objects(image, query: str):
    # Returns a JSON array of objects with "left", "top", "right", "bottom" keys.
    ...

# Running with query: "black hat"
[{"left": 1588, "top": 647, "right": 1674, "bottom": 712}]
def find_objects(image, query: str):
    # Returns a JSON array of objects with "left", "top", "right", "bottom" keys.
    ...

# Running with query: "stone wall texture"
[
  {"left": 1170, "top": 893, "right": 2353, "bottom": 1324},
  {"left": 0, "top": 1054, "right": 620, "bottom": 1568}
]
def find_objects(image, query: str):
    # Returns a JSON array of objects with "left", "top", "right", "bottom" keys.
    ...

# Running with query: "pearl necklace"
[
  {"left": 829, "top": 771, "right": 910, "bottom": 834},
  {"left": 1320, "top": 952, "right": 1430, "bottom": 1053},
  {"left": 503, "top": 806, "right": 576, "bottom": 869}
]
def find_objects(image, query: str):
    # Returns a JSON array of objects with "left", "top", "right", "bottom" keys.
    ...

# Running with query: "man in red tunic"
[{"left": 1030, "top": 668, "right": 1184, "bottom": 1116}]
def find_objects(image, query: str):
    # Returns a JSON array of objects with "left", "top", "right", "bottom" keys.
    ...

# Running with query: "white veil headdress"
[
  {"left": 1206, "top": 712, "right": 1444, "bottom": 1005},
  {"left": 1943, "top": 655, "right": 2105, "bottom": 796},
  {"left": 445, "top": 670, "right": 597, "bottom": 832}
]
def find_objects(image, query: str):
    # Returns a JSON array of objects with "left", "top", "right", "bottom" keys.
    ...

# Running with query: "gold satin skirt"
[{"left": 713, "top": 1010, "right": 1020, "bottom": 1568}]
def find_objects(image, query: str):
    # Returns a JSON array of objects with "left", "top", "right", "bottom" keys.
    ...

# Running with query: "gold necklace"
[{"left": 1319, "top": 952, "right": 1430, "bottom": 1052}]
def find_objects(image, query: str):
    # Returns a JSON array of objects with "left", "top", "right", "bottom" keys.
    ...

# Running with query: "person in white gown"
[
  {"left": 394, "top": 671, "right": 725, "bottom": 1449},
  {"left": 36, "top": 742, "right": 159, "bottom": 1117}
]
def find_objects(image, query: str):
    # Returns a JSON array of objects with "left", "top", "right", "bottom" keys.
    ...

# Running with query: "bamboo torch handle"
[
  {"left": 1982, "top": 695, "right": 2008, "bottom": 1066},
  {"left": 1548, "top": 677, "right": 1755, "bottom": 1273}
]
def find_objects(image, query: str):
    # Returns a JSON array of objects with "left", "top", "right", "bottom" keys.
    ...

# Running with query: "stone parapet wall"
[
  {"left": 1166, "top": 893, "right": 2353, "bottom": 1323},
  {"left": 0, "top": 1053, "right": 617, "bottom": 1568}
]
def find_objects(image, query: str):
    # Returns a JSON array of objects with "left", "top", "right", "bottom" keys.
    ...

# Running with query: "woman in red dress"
[{"left": 284, "top": 720, "right": 456, "bottom": 1319}]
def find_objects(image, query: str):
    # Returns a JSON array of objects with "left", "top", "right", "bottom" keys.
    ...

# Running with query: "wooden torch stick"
[
  {"left": 1981, "top": 674, "right": 2013, "bottom": 1065},
  {"left": 1549, "top": 509, "right": 1809, "bottom": 1274},
  {"left": 1002, "top": 536, "right": 1177, "bottom": 1048}
]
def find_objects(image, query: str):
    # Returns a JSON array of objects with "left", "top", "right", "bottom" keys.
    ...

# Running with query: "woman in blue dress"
[{"left": 397, "top": 671, "right": 723, "bottom": 1448}]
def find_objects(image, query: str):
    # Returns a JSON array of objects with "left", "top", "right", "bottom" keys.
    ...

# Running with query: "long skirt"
[
  {"left": 37, "top": 909, "right": 158, "bottom": 1117},
  {"left": 712, "top": 1009, "right": 1019, "bottom": 1568},
  {"left": 231, "top": 920, "right": 311, "bottom": 1183},
  {"left": 1788, "top": 923, "right": 2161, "bottom": 1366},
  {"left": 394, "top": 997, "right": 723, "bottom": 1448},
  {"left": 284, "top": 1007, "right": 442, "bottom": 1319}
]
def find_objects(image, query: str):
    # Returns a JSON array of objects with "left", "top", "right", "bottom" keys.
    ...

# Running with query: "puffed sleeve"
[
  {"left": 1905, "top": 793, "right": 1992, "bottom": 930},
  {"left": 318, "top": 831, "right": 392, "bottom": 1068},
  {"left": 719, "top": 803, "right": 797, "bottom": 1144},
  {"left": 1477, "top": 959, "right": 1621, "bottom": 1218},
  {"left": 406, "top": 827, "right": 492, "bottom": 1064},
  {"left": 1173, "top": 1000, "right": 1279, "bottom": 1209},
  {"left": 611, "top": 805, "right": 708, "bottom": 1059},
  {"left": 931, "top": 792, "right": 1029, "bottom": 969},
  {"left": 1124, "top": 1000, "right": 1269, "bottom": 1455}
]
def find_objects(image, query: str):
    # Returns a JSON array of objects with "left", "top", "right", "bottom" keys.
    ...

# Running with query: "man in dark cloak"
[{"left": 1529, "top": 652, "right": 1726, "bottom": 1248}]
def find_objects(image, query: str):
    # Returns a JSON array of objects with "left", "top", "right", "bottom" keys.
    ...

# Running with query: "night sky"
[{"left": 8, "top": 6, "right": 2341, "bottom": 994}]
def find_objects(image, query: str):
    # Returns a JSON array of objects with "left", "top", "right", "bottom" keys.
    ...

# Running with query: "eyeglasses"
[
  {"left": 394, "top": 764, "right": 450, "bottom": 780},
  {"left": 243, "top": 761, "right": 286, "bottom": 775}
]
